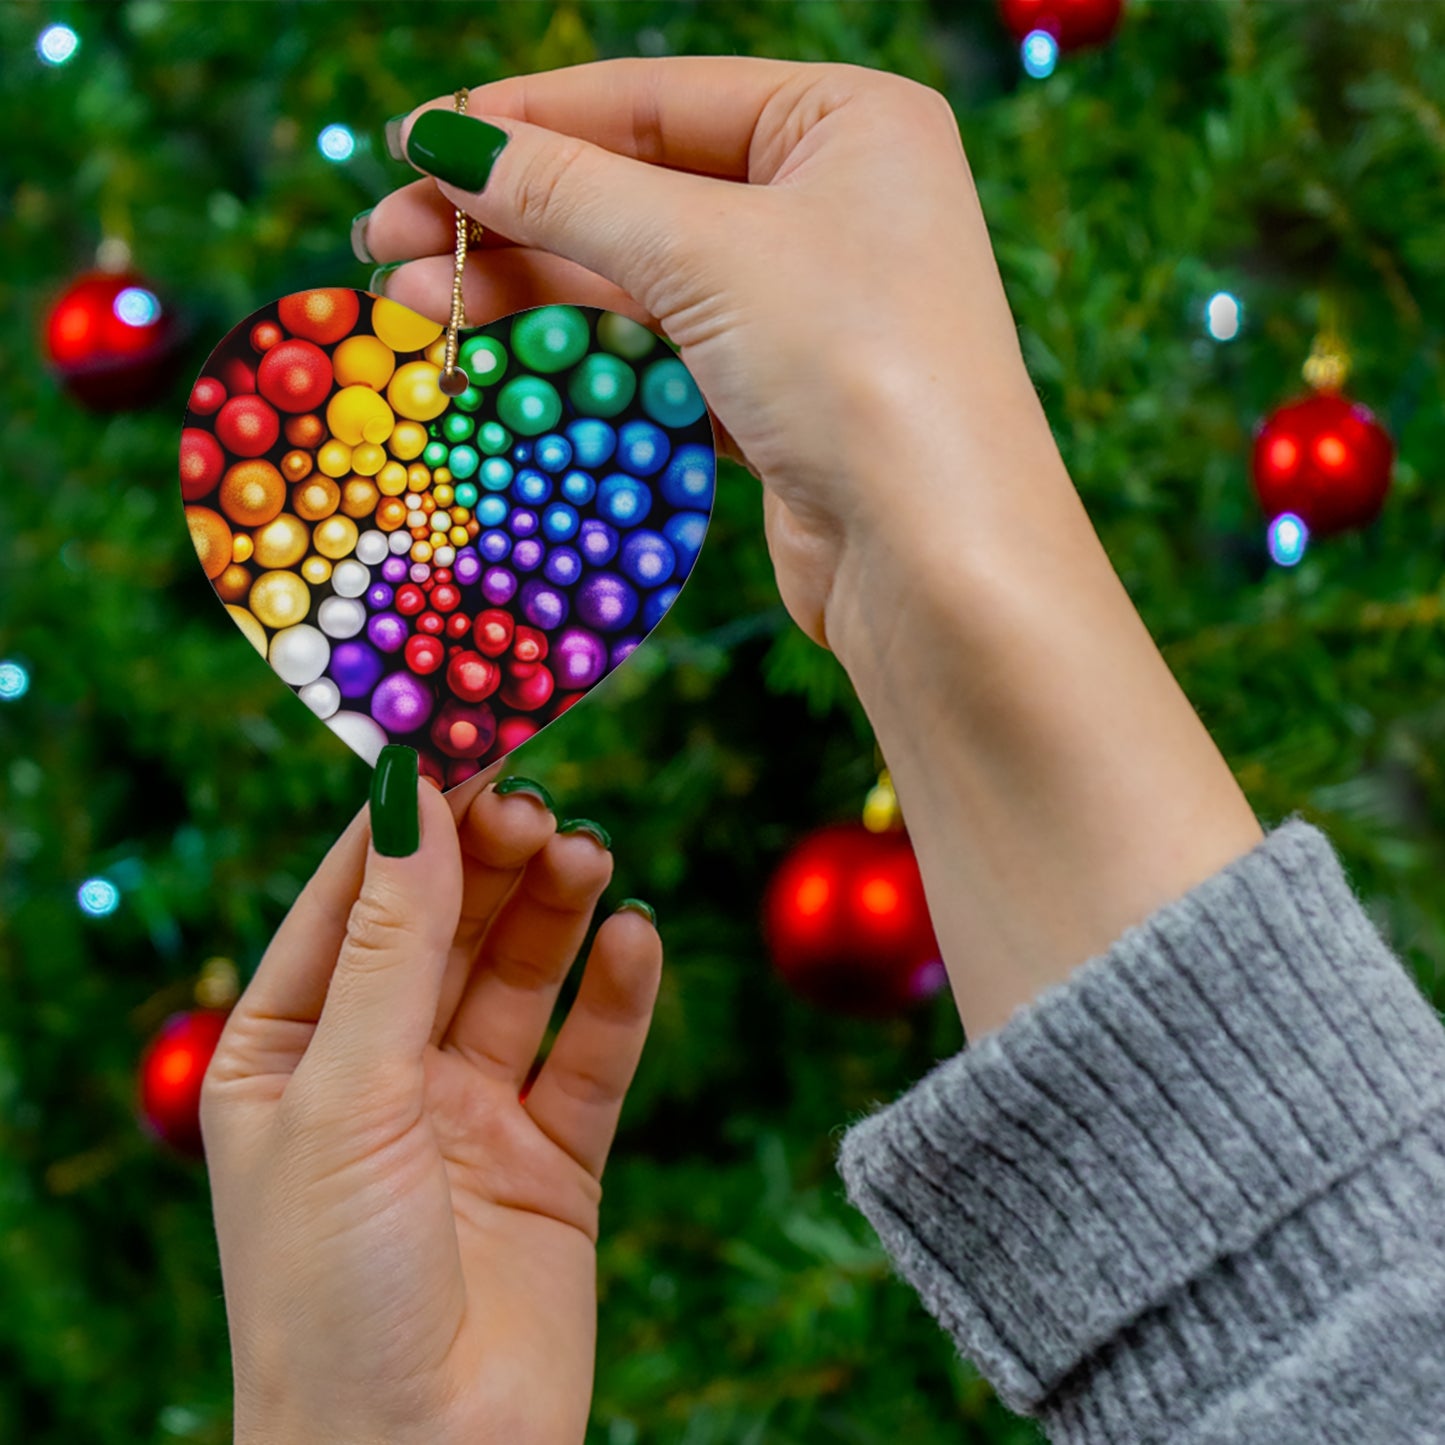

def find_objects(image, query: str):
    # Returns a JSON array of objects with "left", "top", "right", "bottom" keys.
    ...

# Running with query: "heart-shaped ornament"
[{"left": 180, "top": 291, "right": 715, "bottom": 790}]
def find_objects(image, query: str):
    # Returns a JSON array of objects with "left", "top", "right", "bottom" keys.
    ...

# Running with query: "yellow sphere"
[
  {"left": 313, "top": 514, "right": 360, "bottom": 560},
  {"left": 215, "top": 563, "right": 252, "bottom": 604},
  {"left": 252, "top": 514, "right": 311, "bottom": 569},
  {"left": 387, "top": 361, "right": 447, "bottom": 422},
  {"left": 341, "top": 476, "right": 380, "bottom": 519},
  {"left": 429, "top": 530, "right": 447, "bottom": 549},
  {"left": 432, "top": 467, "right": 452, "bottom": 486},
  {"left": 406, "top": 463, "right": 431, "bottom": 491},
  {"left": 328, "top": 385, "right": 396, "bottom": 446},
  {"left": 317, "top": 439, "right": 353, "bottom": 479},
  {"left": 450, "top": 507, "right": 470, "bottom": 527},
  {"left": 371, "top": 296, "right": 444, "bottom": 352},
  {"left": 231, "top": 533, "right": 255, "bottom": 564},
  {"left": 300, "top": 554, "right": 333, "bottom": 585},
  {"left": 226, "top": 605, "right": 268, "bottom": 656},
  {"left": 249, "top": 571, "right": 311, "bottom": 630},
  {"left": 433, "top": 483, "right": 455, "bottom": 508},
  {"left": 389, "top": 420, "right": 428, "bottom": 461},
  {"left": 424, "top": 336, "right": 449, "bottom": 369},
  {"left": 332, "top": 333, "right": 396, "bottom": 390},
  {"left": 449, "top": 525, "right": 469, "bottom": 548},
  {"left": 376, "top": 460, "right": 408, "bottom": 496},
  {"left": 350, "top": 442, "right": 385, "bottom": 477},
  {"left": 411, "top": 540, "right": 434, "bottom": 563},
  {"left": 293, "top": 475, "right": 341, "bottom": 521}
]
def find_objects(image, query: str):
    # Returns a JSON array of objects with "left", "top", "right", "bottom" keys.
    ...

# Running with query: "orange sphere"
[
  {"left": 277, "top": 288, "right": 360, "bottom": 345},
  {"left": 341, "top": 476, "right": 380, "bottom": 519},
  {"left": 186, "top": 506, "right": 233, "bottom": 579},
  {"left": 217, "top": 460, "right": 285, "bottom": 528},
  {"left": 292, "top": 475, "right": 341, "bottom": 521},
  {"left": 284, "top": 413, "right": 326, "bottom": 449},
  {"left": 376, "top": 497, "right": 408, "bottom": 532},
  {"left": 215, "top": 562, "right": 253, "bottom": 603},
  {"left": 281, "top": 448, "right": 313, "bottom": 483}
]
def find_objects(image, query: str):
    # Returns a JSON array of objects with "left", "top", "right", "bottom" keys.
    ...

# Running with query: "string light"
[
  {"left": 1267, "top": 512, "right": 1309, "bottom": 567},
  {"left": 1022, "top": 30, "right": 1059, "bottom": 79},
  {"left": 0, "top": 660, "right": 29, "bottom": 701},
  {"left": 77, "top": 878, "right": 121, "bottom": 917},
  {"left": 317, "top": 124, "right": 356, "bottom": 162},
  {"left": 37, "top": 24, "right": 79, "bottom": 66},
  {"left": 1205, "top": 291, "right": 1243, "bottom": 342},
  {"left": 114, "top": 287, "right": 162, "bottom": 327}
]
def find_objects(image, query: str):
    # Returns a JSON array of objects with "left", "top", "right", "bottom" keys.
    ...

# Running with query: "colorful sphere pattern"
[{"left": 182, "top": 292, "right": 714, "bottom": 787}]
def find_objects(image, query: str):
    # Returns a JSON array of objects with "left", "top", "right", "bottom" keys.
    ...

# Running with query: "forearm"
[{"left": 826, "top": 388, "right": 1262, "bottom": 1039}]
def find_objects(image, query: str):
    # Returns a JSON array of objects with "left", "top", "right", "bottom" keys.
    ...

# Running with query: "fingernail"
[
  {"left": 369, "top": 262, "right": 402, "bottom": 298},
  {"left": 384, "top": 113, "right": 409, "bottom": 162},
  {"left": 371, "top": 745, "right": 420, "bottom": 857},
  {"left": 494, "top": 775, "right": 555, "bottom": 812},
  {"left": 405, "top": 110, "right": 510, "bottom": 192},
  {"left": 558, "top": 818, "right": 612, "bottom": 851},
  {"left": 350, "top": 208, "right": 375, "bottom": 264},
  {"left": 617, "top": 898, "right": 656, "bottom": 926}
]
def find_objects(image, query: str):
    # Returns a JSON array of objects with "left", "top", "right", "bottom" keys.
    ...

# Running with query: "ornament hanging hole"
[{"left": 438, "top": 367, "right": 470, "bottom": 397}]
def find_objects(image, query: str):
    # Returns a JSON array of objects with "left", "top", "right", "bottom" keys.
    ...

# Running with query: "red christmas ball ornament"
[
  {"left": 1251, "top": 391, "right": 1394, "bottom": 537},
  {"left": 137, "top": 1008, "right": 229, "bottom": 1156},
  {"left": 998, "top": 0, "right": 1124, "bottom": 49},
  {"left": 474, "top": 609, "right": 515, "bottom": 658},
  {"left": 277, "top": 288, "right": 360, "bottom": 345},
  {"left": 500, "top": 661, "right": 555, "bottom": 712},
  {"left": 430, "top": 698, "right": 498, "bottom": 759},
  {"left": 257, "top": 338, "right": 334, "bottom": 414},
  {"left": 215, "top": 393, "right": 281, "bottom": 458},
  {"left": 44, "top": 270, "right": 182, "bottom": 410},
  {"left": 179, "top": 427, "right": 226, "bottom": 501},
  {"left": 405, "top": 634, "right": 446, "bottom": 675},
  {"left": 763, "top": 822, "right": 945, "bottom": 1017},
  {"left": 446, "top": 650, "right": 500, "bottom": 703},
  {"left": 189, "top": 375, "right": 226, "bottom": 417}
]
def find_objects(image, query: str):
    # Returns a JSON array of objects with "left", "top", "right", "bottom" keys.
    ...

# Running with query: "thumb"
[
  {"left": 304, "top": 746, "right": 463, "bottom": 1086},
  {"left": 396, "top": 106, "right": 736, "bottom": 315}
]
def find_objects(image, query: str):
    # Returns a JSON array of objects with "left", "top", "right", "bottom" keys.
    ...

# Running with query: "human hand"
[
  {"left": 201, "top": 752, "right": 661, "bottom": 1445},
  {"left": 359, "top": 56, "right": 1060, "bottom": 660}
]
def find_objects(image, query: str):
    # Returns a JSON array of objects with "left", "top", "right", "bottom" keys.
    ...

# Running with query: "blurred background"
[{"left": 2, "top": 2, "right": 1444, "bottom": 1442}]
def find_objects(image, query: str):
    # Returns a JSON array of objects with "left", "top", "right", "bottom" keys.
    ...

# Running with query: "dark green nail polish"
[
  {"left": 405, "top": 110, "right": 509, "bottom": 192},
  {"left": 370, "top": 746, "right": 419, "bottom": 857},
  {"left": 384, "top": 113, "right": 409, "bottom": 162},
  {"left": 350, "top": 208, "right": 375, "bottom": 264},
  {"left": 558, "top": 818, "right": 612, "bottom": 850},
  {"left": 494, "top": 775, "right": 555, "bottom": 812},
  {"left": 369, "top": 262, "right": 402, "bottom": 297},
  {"left": 617, "top": 898, "right": 656, "bottom": 926}
]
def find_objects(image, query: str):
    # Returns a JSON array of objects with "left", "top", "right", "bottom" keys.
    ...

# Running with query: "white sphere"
[
  {"left": 331, "top": 559, "right": 371, "bottom": 598},
  {"left": 389, "top": 531, "right": 413, "bottom": 555},
  {"left": 410, "top": 563, "right": 431, "bottom": 584},
  {"left": 268, "top": 624, "right": 330, "bottom": 686},
  {"left": 317, "top": 596, "right": 366, "bottom": 639},
  {"left": 298, "top": 677, "right": 340, "bottom": 719},
  {"left": 355, "top": 530, "right": 389, "bottom": 565},
  {"left": 326, "top": 710, "right": 390, "bottom": 766},
  {"left": 433, "top": 545, "right": 456, "bottom": 567}
]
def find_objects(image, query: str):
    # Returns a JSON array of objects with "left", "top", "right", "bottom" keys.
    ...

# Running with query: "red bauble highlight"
[
  {"left": 446, "top": 650, "right": 500, "bottom": 703},
  {"left": 1251, "top": 392, "right": 1394, "bottom": 536},
  {"left": 998, "top": 0, "right": 1124, "bottom": 48},
  {"left": 180, "top": 427, "right": 226, "bottom": 501},
  {"left": 44, "top": 271, "right": 182, "bottom": 410},
  {"left": 445, "top": 612, "right": 474, "bottom": 641},
  {"left": 189, "top": 375, "right": 226, "bottom": 416},
  {"left": 430, "top": 583, "right": 461, "bottom": 613},
  {"left": 257, "top": 338, "right": 334, "bottom": 414},
  {"left": 277, "top": 288, "right": 360, "bottom": 345},
  {"left": 416, "top": 610, "right": 445, "bottom": 636},
  {"left": 500, "top": 663, "right": 555, "bottom": 712},
  {"left": 215, "top": 394, "right": 281, "bottom": 458},
  {"left": 763, "top": 822, "right": 945, "bottom": 1017},
  {"left": 137, "top": 1008, "right": 230, "bottom": 1156}
]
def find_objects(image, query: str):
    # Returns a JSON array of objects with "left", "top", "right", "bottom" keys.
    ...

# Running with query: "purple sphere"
[
  {"left": 577, "top": 518, "right": 619, "bottom": 567},
  {"left": 610, "top": 637, "right": 640, "bottom": 669},
  {"left": 479, "top": 528, "right": 512, "bottom": 563},
  {"left": 481, "top": 566, "right": 517, "bottom": 606},
  {"left": 453, "top": 548, "right": 482, "bottom": 586},
  {"left": 381, "top": 556, "right": 408, "bottom": 584},
  {"left": 370, "top": 671, "right": 434, "bottom": 734},
  {"left": 512, "top": 537, "right": 545, "bottom": 573},
  {"left": 553, "top": 626, "right": 608, "bottom": 690},
  {"left": 575, "top": 571, "right": 639, "bottom": 632},
  {"left": 518, "top": 578, "right": 570, "bottom": 631},
  {"left": 543, "top": 546, "right": 583, "bottom": 587},
  {"left": 367, "top": 611, "right": 408, "bottom": 654},
  {"left": 508, "top": 507, "right": 539, "bottom": 539},
  {"left": 365, "top": 582, "right": 394, "bottom": 611},
  {"left": 329, "top": 640, "right": 384, "bottom": 698}
]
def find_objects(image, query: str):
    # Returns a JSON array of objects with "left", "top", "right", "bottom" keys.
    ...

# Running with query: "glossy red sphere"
[
  {"left": 998, "top": 0, "right": 1124, "bottom": 48},
  {"left": 44, "top": 271, "right": 180, "bottom": 409},
  {"left": 138, "top": 1009, "right": 230, "bottom": 1156},
  {"left": 763, "top": 822, "right": 945, "bottom": 1017},
  {"left": 1251, "top": 391, "right": 1394, "bottom": 536}
]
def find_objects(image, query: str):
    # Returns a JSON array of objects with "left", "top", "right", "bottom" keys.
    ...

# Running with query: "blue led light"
[
  {"left": 1022, "top": 30, "right": 1059, "bottom": 80},
  {"left": 1205, "top": 291, "right": 1242, "bottom": 342},
  {"left": 1267, "top": 512, "right": 1309, "bottom": 567},
  {"left": 0, "top": 660, "right": 30, "bottom": 700},
  {"left": 38, "top": 24, "right": 79, "bottom": 66},
  {"left": 318, "top": 124, "right": 356, "bottom": 162},
  {"left": 78, "top": 878, "right": 121, "bottom": 917},
  {"left": 114, "top": 287, "right": 161, "bottom": 327}
]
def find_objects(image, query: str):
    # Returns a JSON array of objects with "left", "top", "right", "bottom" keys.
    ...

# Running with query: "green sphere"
[
  {"left": 480, "top": 457, "right": 514, "bottom": 492},
  {"left": 422, "top": 440, "right": 449, "bottom": 468},
  {"left": 447, "top": 444, "right": 479, "bottom": 480},
  {"left": 477, "top": 421, "right": 511, "bottom": 455},
  {"left": 596, "top": 311, "right": 655, "bottom": 360},
  {"left": 567, "top": 353, "right": 636, "bottom": 419},
  {"left": 453, "top": 385, "right": 483, "bottom": 413},
  {"left": 511, "top": 306, "right": 591, "bottom": 374},
  {"left": 453, "top": 481, "right": 479, "bottom": 509},
  {"left": 459, "top": 335, "right": 508, "bottom": 387},
  {"left": 496, "top": 375, "right": 563, "bottom": 436},
  {"left": 640, "top": 356, "right": 706, "bottom": 428},
  {"left": 442, "top": 411, "right": 475, "bottom": 443}
]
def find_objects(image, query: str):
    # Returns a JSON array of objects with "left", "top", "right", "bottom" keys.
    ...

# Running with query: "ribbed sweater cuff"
[{"left": 836, "top": 818, "right": 1445, "bottom": 1432}]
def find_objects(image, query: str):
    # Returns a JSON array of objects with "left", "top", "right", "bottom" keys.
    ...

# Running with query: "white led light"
[
  {"left": 78, "top": 878, "right": 121, "bottom": 917},
  {"left": 0, "top": 660, "right": 29, "bottom": 700},
  {"left": 1205, "top": 291, "right": 1242, "bottom": 342},
  {"left": 38, "top": 24, "right": 79, "bottom": 66},
  {"left": 1022, "top": 30, "right": 1059, "bottom": 80},
  {"left": 318, "top": 124, "right": 356, "bottom": 162},
  {"left": 1267, "top": 512, "right": 1308, "bottom": 567},
  {"left": 114, "top": 287, "right": 161, "bottom": 327}
]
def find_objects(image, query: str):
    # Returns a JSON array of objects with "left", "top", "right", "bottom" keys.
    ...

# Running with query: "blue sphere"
[
  {"left": 659, "top": 444, "right": 714, "bottom": 509},
  {"left": 662, "top": 510, "right": 708, "bottom": 570},
  {"left": 479, "top": 528, "right": 512, "bottom": 563},
  {"left": 577, "top": 518, "right": 619, "bottom": 566},
  {"left": 596, "top": 472, "right": 653, "bottom": 527},
  {"left": 619, "top": 529, "right": 676, "bottom": 587},
  {"left": 544, "top": 545, "right": 583, "bottom": 587},
  {"left": 479, "top": 456, "right": 514, "bottom": 492},
  {"left": 542, "top": 502, "right": 580, "bottom": 542},
  {"left": 512, "top": 467, "right": 553, "bottom": 506},
  {"left": 617, "top": 419, "right": 671, "bottom": 477},
  {"left": 560, "top": 468, "right": 596, "bottom": 506},
  {"left": 642, "top": 584, "right": 681, "bottom": 632},
  {"left": 565, "top": 417, "right": 616, "bottom": 469},
  {"left": 511, "top": 443, "right": 532, "bottom": 464},
  {"left": 476, "top": 494, "right": 509, "bottom": 527},
  {"left": 533, "top": 432, "right": 573, "bottom": 473}
]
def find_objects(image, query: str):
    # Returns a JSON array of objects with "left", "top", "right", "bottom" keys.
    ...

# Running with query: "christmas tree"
[{"left": 2, "top": 3, "right": 1443, "bottom": 1442}]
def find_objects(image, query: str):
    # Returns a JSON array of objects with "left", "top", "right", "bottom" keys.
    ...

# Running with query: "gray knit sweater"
[{"left": 837, "top": 819, "right": 1445, "bottom": 1443}]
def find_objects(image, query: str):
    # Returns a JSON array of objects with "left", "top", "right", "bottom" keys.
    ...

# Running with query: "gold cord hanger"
[{"left": 438, "top": 88, "right": 485, "bottom": 396}]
